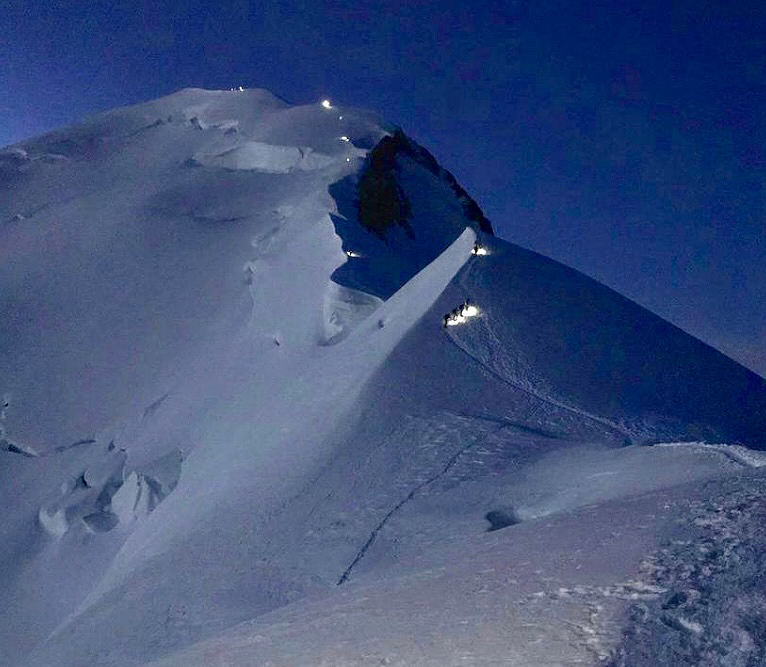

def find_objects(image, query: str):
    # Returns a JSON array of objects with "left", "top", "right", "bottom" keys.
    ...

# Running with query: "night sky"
[{"left": 1, "top": 0, "right": 764, "bottom": 376}]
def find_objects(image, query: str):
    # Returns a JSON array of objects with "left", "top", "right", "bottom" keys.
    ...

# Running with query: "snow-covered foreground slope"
[
  {"left": 1, "top": 89, "right": 765, "bottom": 666},
  {"left": 146, "top": 460, "right": 766, "bottom": 667}
]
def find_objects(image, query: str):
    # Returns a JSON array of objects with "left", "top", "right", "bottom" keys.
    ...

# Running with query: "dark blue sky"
[{"left": 2, "top": 0, "right": 764, "bottom": 375}]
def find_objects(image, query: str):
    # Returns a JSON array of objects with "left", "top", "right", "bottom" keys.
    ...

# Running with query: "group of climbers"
[
  {"left": 444, "top": 298, "right": 479, "bottom": 327},
  {"left": 442, "top": 242, "right": 487, "bottom": 327}
]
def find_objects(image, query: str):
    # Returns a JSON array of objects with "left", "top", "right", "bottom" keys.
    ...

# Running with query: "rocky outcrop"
[{"left": 357, "top": 128, "right": 494, "bottom": 240}]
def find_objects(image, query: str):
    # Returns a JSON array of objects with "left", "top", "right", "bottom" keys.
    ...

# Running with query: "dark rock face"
[
  {"left": 357, "top": 131, "right": 413, "bottom": 239},
  {"left": 356, "top": 128, "right": 494, "bottom": 240}
]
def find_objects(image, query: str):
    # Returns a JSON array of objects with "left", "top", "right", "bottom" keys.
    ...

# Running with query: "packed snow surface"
[{"left": 1, "top": 88, "right": 765, "bottom": 666}]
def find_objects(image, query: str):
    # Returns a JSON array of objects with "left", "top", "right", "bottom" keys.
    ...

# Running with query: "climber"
[
  {"left": 444, "top": 300, "right": 480, "bottom": 329},
  {"left": 471, "top": 243, "right": 488, "bottom": 256},
  {"left": 462, "top": 298, "right": 479, "bottom": 317}
]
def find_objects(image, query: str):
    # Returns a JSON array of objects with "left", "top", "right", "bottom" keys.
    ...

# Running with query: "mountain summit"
[{"left": 2, "top": 89, "right": 765, "bottom": 666}]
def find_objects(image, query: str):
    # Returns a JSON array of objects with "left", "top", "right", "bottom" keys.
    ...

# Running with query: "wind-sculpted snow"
[
  {"left": 16, "top": 228, "right": 476, "bottom": 667},
  {"left": 36, "top": 446, "right": 183, "bottom": 538},
  {"left": 320, "top": 282, "right": 383, "bottom": 344},
  {"left": 189, "top": 141, "right": 361, "bottom": 173},
  {"left": 1, "top": 87, "right": 766, "bottom": 666}
]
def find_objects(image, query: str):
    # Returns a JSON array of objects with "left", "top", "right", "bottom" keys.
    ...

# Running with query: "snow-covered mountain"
[{"left": 2, "top": 88, "right": 765, "bottom": 666}]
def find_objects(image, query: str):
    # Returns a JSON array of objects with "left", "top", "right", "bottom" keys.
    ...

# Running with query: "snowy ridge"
[
  {"left": 1, "top": 88, "right": 766, "bottom": 666},
  {"left": 656, "top": 441, "right": 766, "bottom": 468}
]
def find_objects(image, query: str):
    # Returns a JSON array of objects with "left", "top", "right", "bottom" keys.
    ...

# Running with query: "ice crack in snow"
[{"left": 337, "top": 422, "right": 510, "bottom": 585}]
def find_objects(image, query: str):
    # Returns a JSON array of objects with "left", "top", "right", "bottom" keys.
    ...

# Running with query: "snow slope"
[
  {"left": 1, "top": 88, "right": 765, "bottom": 666},
  {"left": 145, "top": 463, "right": 766, "bottom": 667}
]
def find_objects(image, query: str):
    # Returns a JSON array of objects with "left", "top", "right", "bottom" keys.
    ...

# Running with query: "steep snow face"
[
  {"left": 2, "top": 88, "right": 766, "bottom": 667},
  {"left": 0, "top": 88, "right": 483, "bottom": 664},
  {"left": 0, "top": 88, "right": 382, "bottom": 457}
]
